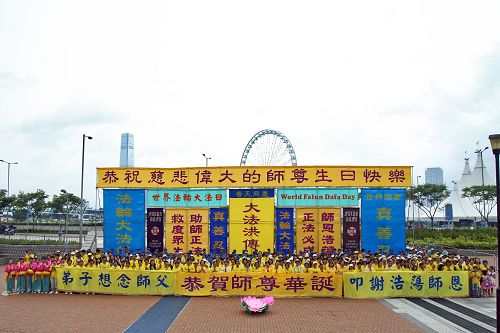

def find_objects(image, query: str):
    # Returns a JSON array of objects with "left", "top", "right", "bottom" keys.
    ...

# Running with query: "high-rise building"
[
  {"left": 425, "top": 167, "right": 444, "bottom": 185},
  {"left": 120, "top": 133, "right": 134, "bottom": 167}
]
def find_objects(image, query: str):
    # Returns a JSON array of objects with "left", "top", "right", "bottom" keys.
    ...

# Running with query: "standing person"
[
  {"left": 41, "top": 258, "right": 51, "bottom": 293},
  {"left": 4, "top": 260, "right": 16, "bottom": 295},
  {"left": 26, "top": 259, "right": 34, "bottom": 293},
  {"left": 16, "top": 258, "right": 28, "bottom": 294},
  {"left": 50, "top": 260, "right": 58, "bottom": 294},
  {"left": 33, "top": 258, "right": 43, "bottom": 293},
  {"left": 470, "top": 265, "right": 482, "bottom": 298}
]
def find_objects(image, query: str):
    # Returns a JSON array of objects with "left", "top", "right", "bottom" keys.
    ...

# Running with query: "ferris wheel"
[{"left": 240, "top": 129, "right": 297, "bottom": 166}]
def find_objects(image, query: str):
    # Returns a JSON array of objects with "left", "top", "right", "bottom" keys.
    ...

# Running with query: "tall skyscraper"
[
  {"left": 120, "top": 133, "right": 134, "bottom": 167},
  {"left": 425, "top": 167, "right": 444, "bottom": 185}
]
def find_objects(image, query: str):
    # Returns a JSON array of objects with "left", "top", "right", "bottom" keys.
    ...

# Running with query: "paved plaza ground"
[{"left": 0, "top": 291, "right": 495, "bottom": 333}]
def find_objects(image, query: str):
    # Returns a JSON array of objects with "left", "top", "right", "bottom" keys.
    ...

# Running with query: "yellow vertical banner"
[
  {"left": 296, "top": 208, "right": 319, "bottom": 253},
  {"left": 318, "top": 208, "right": 341, "bottom": 253},
  {"left": 165, "top": 209, "right": 188, "bottom": 253},
  {"left": 186, "top": 209, "right": 209, "bottom": 252},
  {"left": 229, "top": 190, "right": 275, "bottom": 253}
]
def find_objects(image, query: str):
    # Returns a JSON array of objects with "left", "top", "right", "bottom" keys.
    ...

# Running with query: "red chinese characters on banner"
[
  {"left": 318, "top": 208, "right": 341, "bottom": 254},
  {"left": 165, "top": 209, "right": 209, "bottom": 253},
  {"left": 97, "top": 167, "right": 412, "bottom": 188},
  {"left": 229, "top": 191, "right": 275, "bottom": 253},
  {"left": 296, "top": 209, "right": 318, "bottom": 253},
  {"left": 295, "top": 208, "right": 341, "bottom": 254},
  {"left": 187, "top": 209, "right": 209, "bottom": 253},
  {"left": 165, "top": 210, "right": 187, "bottom": 253}
]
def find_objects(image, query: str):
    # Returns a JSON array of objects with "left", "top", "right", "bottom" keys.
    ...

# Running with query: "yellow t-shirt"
[
  {"left": 232, "top": 265, "right": 245, "bottom": 272},
  {"left": 470, "top": 271, "right": 482, "bottom": 285},
  {"left": 99, "top": 262, "right": 110, "bottom": 269}
]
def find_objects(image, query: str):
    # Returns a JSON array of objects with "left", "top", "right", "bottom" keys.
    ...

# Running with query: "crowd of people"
[{"left": 3, "top": 246, "right": 497, "bottom": 297}]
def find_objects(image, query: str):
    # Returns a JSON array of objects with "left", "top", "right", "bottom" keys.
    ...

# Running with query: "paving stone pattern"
[
  {"left": 0, "top": 291, "right": 159, "bottom": 333},
  {"left": 168, "top": 297, "right": 425, "bottom": 333}
]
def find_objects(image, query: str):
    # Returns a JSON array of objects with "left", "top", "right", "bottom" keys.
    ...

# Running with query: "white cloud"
[{"left": 0, "top": 0, "right": 499, "bottom": 205}]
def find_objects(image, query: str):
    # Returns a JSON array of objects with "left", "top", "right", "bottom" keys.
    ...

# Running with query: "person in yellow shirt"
[
  {"left": 470, "top": 265, "right": 482, "bottom": 297},
  {"left": 171, "top": 261, "right": 182, "bottom": 272},
  {"left": 250, "top": 261, "right": 261, "bottom": 272},
  {"left": 480, "top": 260, "right": 489, "bottom": 272},
  {"left": 220, "top": 259, "right": 232, "bottom": 272},
  {"left": 86, "top": 258, "right": 97, "bottom": 268},
  {"left": 375, "top": 261, "right": 385, "bottom": 271},
  {"left": 364, "top": 261, "right": 375, "bottom": 272},
  {"left": 81, "top": 250, "right": 89, "bottom": 266},
  {"left": 241, "top": 261, "right": 252, "bottom": 272},
  {"left": 194, "top": 252, "right": 203, "bottom": 263},
  {"left": 292, "top": 258, "right": 305, "bottom": 273},
  {"left": 262, "top": 261, "right": 273, "bottom": 273},
  {"left": 198, "top": 259, "right": 210, "bottom": 273},
  {"left": 24, "top": 250, "right": 35, "bottom": 264},
  {"left": 232, "top": 261, "right": 244, "bottom": 272},
  {"left": 336, "top": 260, "right": 347, "bottom": 273},
  {"left": 278, "top": 261, "right": 292, "bottom": 274},
  {"left": 310, "top": 261, "right": 321, "bottom": 273},
  {"left": 355, "top": 261, "right": 364, "bottom": 272},
  {"left": 443, "top": 260, "right": 454, "bottom": 271},
  {"left": 100, "top": 257, "right": 111, "bottom": 269}
]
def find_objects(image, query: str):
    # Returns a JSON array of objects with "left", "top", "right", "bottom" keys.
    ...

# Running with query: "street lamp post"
[
  {"left": 416, "top": 175, "right": 421, "bottom": 226},
  {"left": 0, "top": 159, "right": 18, "bottom": 223},
  {"left": 202, "top": 153, "right": 211, "bottom": 168},
  {"left": 61, "top": 189, "right": 69, "bottom": 243},
  {"left": 80, "top": 134, "right": 92, "bottom": 246},
  {"left": 487, "top": 134, "right": 500, "bottom": 331},
  {"left": 476, "top": 147, "right": 489, "bottom": 224}
]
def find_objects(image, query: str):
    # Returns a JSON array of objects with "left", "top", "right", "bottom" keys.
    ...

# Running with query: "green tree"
[
  {"left": 48, "top": 192, "right": 83, "bottom": 220},
  {"left": 12, "top": 190, "right": 48, "bottom": 228},
  {"left": 0, "top": 189, "right": 15, "bottom": 223},
  {"left": 407, "top": 184, "right": 450, "bottom": 228},
  {"left": 12, "top": 192, "right": 29, "bottom": 222},
  {"left": 462, "top": 185, "right": 497, "bottom": 223}
]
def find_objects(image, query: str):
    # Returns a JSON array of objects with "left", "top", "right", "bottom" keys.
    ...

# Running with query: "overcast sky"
[{"left": 1, "top": 0, "right": 499, "bottom": 207}]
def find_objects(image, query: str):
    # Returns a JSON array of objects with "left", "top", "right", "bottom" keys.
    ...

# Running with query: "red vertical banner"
[{"left": 342, "top": 207, "right": 360, "bottom": 251}]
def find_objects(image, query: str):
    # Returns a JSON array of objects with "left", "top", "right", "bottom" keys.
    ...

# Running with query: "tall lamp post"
[
  {"left": 80, "top": 134, "right": 93, "bottom": 246},
  {"left": 61, "top": 189, "right": 69, "bottom": 243},
  {"left": 416, "top": 175, "right": 421, "bottom": 226},
  {"left": 0, "top": 160, "right": 18, "bottom": 223},
  {"left": 202, "top": 153, "right": 211, "bottom": 167},
  {"left": 0, "top": 160, "right": 18, "bottom": 197},
  {"left": 476, "top": 147, "right": 489, "bottom": 224},
  {"left": 488, "top": 134, "right": 500, "bottom": 329}
]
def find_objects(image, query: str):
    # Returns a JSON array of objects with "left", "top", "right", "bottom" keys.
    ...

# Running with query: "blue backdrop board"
[
  {"left": 104, "top": 189, "right": 146, "bottom": 253},
  {"left": 361, "top": 189, "right": 405, "bottom": 253},
  {"left": 209, "top": 208, "right": 228, "bottom": 254},
  {"left": 275, "top": 208, "right": 295, "bottom": 254}
]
